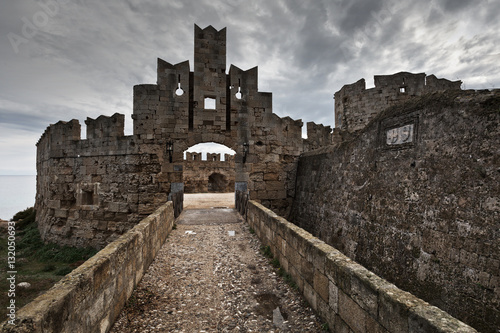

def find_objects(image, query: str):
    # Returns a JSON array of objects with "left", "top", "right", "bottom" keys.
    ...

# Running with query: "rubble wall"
[
  {"left": 290, "top": 90, "right": 500, "bottom": 332},
  {"left": 246, "top": 200, "right": 477, "bottom": 333}
]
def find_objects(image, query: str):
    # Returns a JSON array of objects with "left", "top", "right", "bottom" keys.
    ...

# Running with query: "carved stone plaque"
[{"left": 386, "top": 124, "right": 414, "bottom": 145}]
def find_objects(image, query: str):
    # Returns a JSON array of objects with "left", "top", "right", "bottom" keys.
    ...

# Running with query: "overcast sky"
[{"left": 0, "top": 0, "right": 499, "bottom": 175}]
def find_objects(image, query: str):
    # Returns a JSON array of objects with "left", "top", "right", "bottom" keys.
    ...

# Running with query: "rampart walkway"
[{"left": 110, "top": 194, "right": 324, "bottom": 332}]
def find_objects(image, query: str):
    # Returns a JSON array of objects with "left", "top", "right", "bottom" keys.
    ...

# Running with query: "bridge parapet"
[
  {"left": 0, "top": 202, "right": 175, "bottom": 333},
  {"left": 245, "top": 200, "right": 477, "bottom": 333}
]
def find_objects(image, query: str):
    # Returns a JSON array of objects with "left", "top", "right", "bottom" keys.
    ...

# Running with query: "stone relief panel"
[{"left": 386, "top": 124, "right": 414, "bottom": 145}]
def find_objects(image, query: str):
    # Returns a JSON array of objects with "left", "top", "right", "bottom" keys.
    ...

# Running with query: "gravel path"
[{"left": 110, "top": 205, "right": 325, "bottom": 332}]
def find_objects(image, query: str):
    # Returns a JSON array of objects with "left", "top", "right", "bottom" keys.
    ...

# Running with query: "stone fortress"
[
  {"left": 36, "top": 24, "right": 332, "bottom": 250},
  {"left": 34, "top": 25, "right": 499, "bottom": 332}
]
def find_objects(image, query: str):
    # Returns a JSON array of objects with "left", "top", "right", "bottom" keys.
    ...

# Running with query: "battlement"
[
  {"left": 228, "top": 65, "right": 260, "bottom": 99},
  {"left": 51, "top": 119, "right": 81, "bottom": 143},
  {"left": 334, "top": 72, "right": 462, "bottom": 133},
  {"left": 185, "top": 152, "right": 202, "bottom": 161},
  {"left": 157, "top": 59, "right": 191, "bottom": 91},
  {"left": 184, "top": 152, "right": 235, "bottom": 162},
  {"left": 305, "top": 121, "right": 332, "bottom": 150},
  {"left": 85, "top": 113, "right": 124, "bottom": 139}
]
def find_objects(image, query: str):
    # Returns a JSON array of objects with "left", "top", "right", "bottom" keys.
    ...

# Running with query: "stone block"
[
  {"left": 108, "top": 202, "right": 121, "bottom": 213},
  {"left": 96, "top": 220, "right": 108, "bottom": 231},
  {"left": 286, "top": 240, "right": 301, "bottom": 268},
  {"left": 408, "top": 305, "right": 477, "bottom": 333},
  {"left": 339, "top": 289, "right": 367, "bottom": 333},
  {"left": 378, "top": 285, "right": 427, "bottom": 333},
  {"left": 304, "top": 281, "right": 318, "bottom": 311},
  {"left": 263, "top": 172, "right": 279, "bottom": 181},
  {"left": 301, "top": 257, "right": 314, "bottom": 285},
  {"left": 366, "top": 315, "right": 389, "bottom": 333},
  {"left": 329, "top": 280, "right": 339, "bottom": 313},
  {"left": 350, "top": 269, "right": 380, "bottom": 318},
  {"left": 291, "top": 265, "right": 305, "bottom": 290},
  {"left": 54, "top": 209, "right": 68, "bottom": 218},
  {"left": 48, "top": 200, "right": 61, "bottom": 209},
  {"left": 334, "top": 314, "right": 353, "bottom": 333},
  {"left": 314, "top": 270, "right": 329, "bottom": 303}
]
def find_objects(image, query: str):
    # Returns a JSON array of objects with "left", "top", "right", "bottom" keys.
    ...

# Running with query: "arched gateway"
[{"left": 35, "top": 25, "right": 332, "bottom": 248}]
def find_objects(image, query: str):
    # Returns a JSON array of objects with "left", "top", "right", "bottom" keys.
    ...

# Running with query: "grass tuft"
[
  {"left": 260, "top": 245, "right": 273, "bottom": 258},
  {"left": 271, "top": 257, "right": 280, "bottom": 268},
  {"left": 278, "top": 267, "right": 298, "bottom": 290}
]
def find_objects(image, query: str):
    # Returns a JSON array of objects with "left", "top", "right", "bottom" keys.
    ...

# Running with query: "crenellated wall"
[
  {"left": 304, "top": 121, "right": 333, "bottom": 151},
  {"left": 86, "top": 113, "right": 124, "bottom": 140},
  {"left": 334, "top": 72, "right": 462, "bottom": 133},
  {"left": 35, "top": 114, "right": 167, "bottom": 249}
]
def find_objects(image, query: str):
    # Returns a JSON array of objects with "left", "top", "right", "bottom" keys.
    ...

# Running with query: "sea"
[{"left": 0, "top": 175, "right": 36, "bottom": 221}]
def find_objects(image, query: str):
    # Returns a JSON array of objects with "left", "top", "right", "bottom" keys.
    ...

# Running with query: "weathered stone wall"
[
  {"left": 1, "top": 202, "right": 174, "bottom": 333},
  {"left": 35, "top": 115, "right": 169, "bottom": 249},
  {"left": 290, "top": 89, "right": 500, "bottom": 332},
  {"left": 246, "top": 200, "right": 477, "bottom": 333},
  {"left": 334, "top": 72, "right": 462, "bottom": 133},
  {"left": 183, "top": 153, "right": 235, "bottom": 193}
]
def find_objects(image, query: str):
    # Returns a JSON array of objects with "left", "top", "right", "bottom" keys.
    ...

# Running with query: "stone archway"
[{"left": 182, "top": 143, "right": 236, "bottom": 194}]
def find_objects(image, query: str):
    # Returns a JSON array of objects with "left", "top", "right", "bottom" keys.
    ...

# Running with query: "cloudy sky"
[{"left": 0, "top": 0, "right": 499, "bottom": 175}]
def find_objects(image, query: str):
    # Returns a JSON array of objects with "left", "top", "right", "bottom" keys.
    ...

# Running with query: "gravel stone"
[{"left": 110, "top": 207, "right": 325, "bottom": 332}]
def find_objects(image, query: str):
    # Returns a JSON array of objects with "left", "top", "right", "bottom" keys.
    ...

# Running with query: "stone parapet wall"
[
  {"left": 304, "top": 121, "right": 332, "bottom": 151},
  {"left": 246, "top": 200, "right": 477, "bottom": 333},
  {"left": 0, "top": 202, "right": 175, "bottom": 333}
]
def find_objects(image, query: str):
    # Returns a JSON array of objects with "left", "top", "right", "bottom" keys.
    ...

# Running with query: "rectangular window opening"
[
  {"left": 204, "top": 97, "right": 216, "bottom": 109},
  {"left": 82, "top": 190, "right": 94, "bottom": 205}
]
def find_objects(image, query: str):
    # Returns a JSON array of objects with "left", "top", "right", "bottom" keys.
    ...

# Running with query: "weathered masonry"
[
  {"left": 35, "top": 25, "right": 331, "bottom": 249},
  {"left": 291, "top": 84, "right": 500, "bottom": 332}
]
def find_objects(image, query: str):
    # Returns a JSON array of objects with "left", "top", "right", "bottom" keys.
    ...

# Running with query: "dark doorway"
[{"left": 208, "top": 173, "right": 227, "bottom": 192}]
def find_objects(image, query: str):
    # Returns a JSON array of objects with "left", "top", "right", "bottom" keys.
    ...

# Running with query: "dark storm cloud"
[
  {"left": 440, "top": 0, "right": 474, "bottom": 12},
  {"left": 0, "top": 108, "right": 48, "bottom": 131},
  {"left": 338, "top": 0, "right": 385, "bottom": 34}
]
